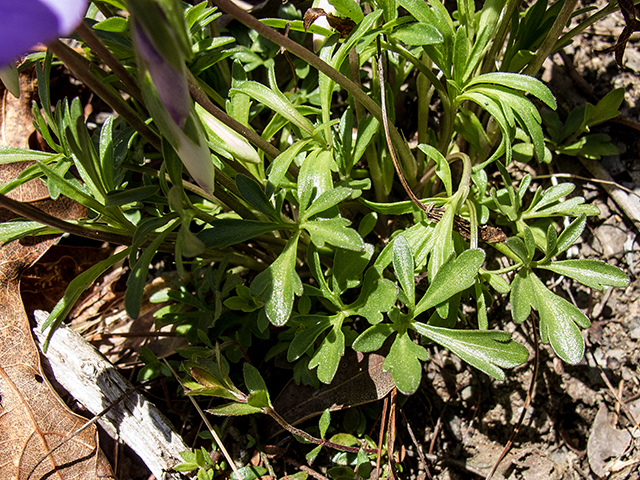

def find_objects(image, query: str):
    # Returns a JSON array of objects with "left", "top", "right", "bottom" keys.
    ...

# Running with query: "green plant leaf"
[
  {"left": 288, "top": 315, "right": 333, "bottom": 361},
  {"left": 236, "top": 173, "right": 278, "bottom": 219},
  {"left": 329, "top": 0, "right": 364, "bottom": 22},
  {"left": 509, "top": 268, "right": 533, "bottom": 324},
  {"left": 418, "top": 144, "right": 451, "bottom": 196},
  {"left": 347, "top": 267, "right": 398, "bottom": 324},
  {"left": 298, "top": 148, "right": 336, "bottom": 216},
  {"left": 105, "top": 185, "right": 159, "bottom": 206},
  {"left": 126, "top": 225, "right": 176, "bottom": 318},
  {"left": 0, "top": 220, "right": 59, "bottom": 244},
  {"left": 302, "top": 187, "right": 353, "bottom": 220},
  {"left": 230, "top": 466, "right": 268, "bottom": 480},
  {"left": 251, "top": 231, "right": 303, "bottom": 326},
  {"left": 319, "top": 409, "right": 331, "bottom": 439},
  {"left": 528, "top": 271, "right": 589, "bottom": 364},
  {"left": 42, "top": 247, "right": 132, "bottom": 348},
  {"left": 333, "top": 243, "right": 374, "bottom": 294},
  {"left": 393, "top": 22, "right": 443, "bottom": 45},
  {"left": 267, "top": 138, "right": 313, "bottom": 188},
  {"left": 414, "top": 323, "right": 529, "bottom": 380},
  {"left": 231, "top": 80, "right": 315, "bottom": 136},
  {"left": 303, "top": 217, "right": 364, "bottom": 251},
  {"left": 309, "top": 320, "right": 346, "bottom": 383},
  {"left": 352, "top": 323, "right": 395, "bottom": 352},
  {"left": 247, "top": 391, "right": 271, "bottom": 408},
  {"left": 466, "top": 72, "right": 556, "bottom": 109},
  {"left": 198, "top": 219, "right": 281, "bottom": 249},
  {"left": 244, "top": 363, "right": 269, "bottom": 395},
  {"left": 415, "top": 249, "right": 485, "bottom": 316},
  {"left": 206, "top": 403, "right": 263, "bottom": 416},
  {"left": 383, "top": 331, "right": 428, "bottom": 395},
  {"left": 506, "top": 236, "right": 529, "bottom": 265},
  {"left": 393, "top": 234, "right": 415, "bottom": 307},
  {"left": 0, "top": 146, "right": 59, "bottom": 163},
  {"left": 539, "top": 259, "right": 629, "bottom": 290}
]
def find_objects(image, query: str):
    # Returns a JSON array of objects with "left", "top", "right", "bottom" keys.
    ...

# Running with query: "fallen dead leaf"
[
  {"left": 587, "top": 403, "right": 632, "bottom": 477},
  {"left": 268, "top": 345, "right": 394, "bottom": 438},
  {"left": 0, "top": 71, "right": 113, "bottom": 479}
]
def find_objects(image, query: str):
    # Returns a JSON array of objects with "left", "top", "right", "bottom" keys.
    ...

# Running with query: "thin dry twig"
[
  {"left": 585, "top": 339, "right": 640, "bottom": 431},
  {"left": 486, "top": 321, "right": 539, "bottom": 480},
  {"left": 375, "top": 395, "right": 390, "bottom": 480},
  {"left": 400, "top": 409, "right": 437, "bottom": 479},
  {"left": 283, "top": 456, "right": 330, "bottom": 480},
  {"left": 163, "top": 359, "right": 243, "bottom": 479}
]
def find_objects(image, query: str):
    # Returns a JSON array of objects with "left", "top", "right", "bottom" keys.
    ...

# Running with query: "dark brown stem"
[
  {"left": 0, "top": 192, "right": 133, "bottom": 245},
  {"left": 48, "top": 40, "right": 162, "bottom": 151},
  {"left": 75, "top": 21, "right": 144, "bottom": 104},
  {"left": 187, "top": 71, "right": 282, "bottom": 160},
  {"left": 210, "top": 0, "right": 417, "bottom": 181}
]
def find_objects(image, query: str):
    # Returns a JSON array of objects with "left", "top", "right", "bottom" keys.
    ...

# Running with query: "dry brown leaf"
[
  {"left": 303, "top": 7, "right": 356, "bottom": 38},
  {"left": 268, "top": 346, "right": 394, "bottom": 438},
  {"left": 0, "top": 237, "right": 115, "bottom": 479},
  {"left": 0, "top": 72, "right": 113, "bottom": 479}
]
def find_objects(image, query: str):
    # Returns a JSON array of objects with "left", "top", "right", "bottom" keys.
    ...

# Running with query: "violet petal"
[{"left": 0, "top": 0, "right": 86, "bottom": 65}]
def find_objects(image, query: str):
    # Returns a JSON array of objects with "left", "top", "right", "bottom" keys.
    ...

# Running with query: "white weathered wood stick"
[{"left": 33, "top": 310, "right": 192, "bottom": 480}]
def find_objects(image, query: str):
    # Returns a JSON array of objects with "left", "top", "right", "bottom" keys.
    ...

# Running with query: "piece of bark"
[
  {"left": 32, "top": 310, "right": 192, "bottom": 480},
  {"left": 580, "top": 156, "right": 640, "bottom": 233}
]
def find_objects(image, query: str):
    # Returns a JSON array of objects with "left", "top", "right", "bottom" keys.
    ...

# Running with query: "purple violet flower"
[
  {"left": 0, "top": 0, "right": 87, "bottom": 65},
  {"left": 132, "top": 24, "right": 190, "bottom": 129}
]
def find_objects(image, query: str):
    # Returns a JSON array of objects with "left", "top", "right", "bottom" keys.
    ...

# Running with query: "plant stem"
[
  {"left": 482, "top": 0, "right": 522, "bottom": 74},
  {"left": 265, "top": 407, "right": 377, "bottom": 454},
  {"left": 186, "top": 70, "right": 282, "bottom": 160},
  {"left": 0, "top": 192, "right": 133, "bottom": 245},
  {"left": 75, "top": 21, "right": 144, "bottom": 104},
  {"left": 48, "top": 41, "right": 162, "bottom": 151},
  {"left": 523, "top": 0, "right": 580, "bottom": 76},
  {"left": 211, "top": 0, "right": 417, "bottom": 179}
]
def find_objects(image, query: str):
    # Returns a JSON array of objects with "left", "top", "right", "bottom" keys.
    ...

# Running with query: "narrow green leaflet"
[
  {"left": 417, "top": 144, "right": 451, "bottom": 196},
  {"left": 415, "top": 249, "right": 485, "bottom": 316},
  {"left": 529, "top": 271, "right": 590, "bottom": 364},
  {"left": 267, "top": 138, "right": 313, "bottom": 189},
  {"left": 251, "top": 231, "right": 303, "bottom": 326},
  {"left": 287, "top": 315, "right": 334, "bottom": 362},
  {"left": 43, "top": 247, "right": 132, "bottom": 349},
  {"left": 383, "top": 331, "right": 428, "bottom": 395},
  {"left": 414, "top": 323, "right": 529, "bottom": 380},
  {"left": 244, "top": 363, "right": 269, "bottom": 395},
  {"left": 347, "top": 267, "right": 398, "bottom": 324},
  {"left": 466, "top": 72, "right": 556, "bottom": 109},
  {"left": 509, "top": 268, "right": 534, "bottom": 324},
  {"left": 539, "top": 260, "right": 629, "bottom": 291},
  {"left": 393, "top": 22, "right": 443, "bottom": 46},
  {"left": 352, "top": 323, "right": 395, "bottom": 352},
  {"left": 297, "top": 148, "right": 336, "bottom": 216},
  {"left": 0, "top": 220, "right": 59, "bottom": 244},
  {"left": 206, "top": 403, "right": 263, "bottom": 416},
  {"left": 309, "top": 319, "right": 346, "bottom": 383},
  {"left": 302, "top": 217, "right": 364, "bottom": 251},
  {"left": 230, "top": 80, "right": 315, "bottom": 136},
  {"left": 236, "top": 174, "right": 279, "bottom": 219},
  {"left": 197, "top": 219, "right": 281, "bottom": 249},
  {"left": 333, "top": 243, "right": 374, "bottom": 294},
  {"left": 319, "top": 409, "right": 331, "bottom": 439},
  {"left": 0, "top": 146, "right": 59, "bottom": 163},
  {"left": 393, "top": 235, "right": 415, "bottom": 307},
  {"left": 230, "top": 466, "right": 268, "bottom": 480},
  {"left": 126, "top": 225, "right": 176, "bottom": 319},
  {"left": 301, "top": 187, "right": 353, "bottom": 221}
]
